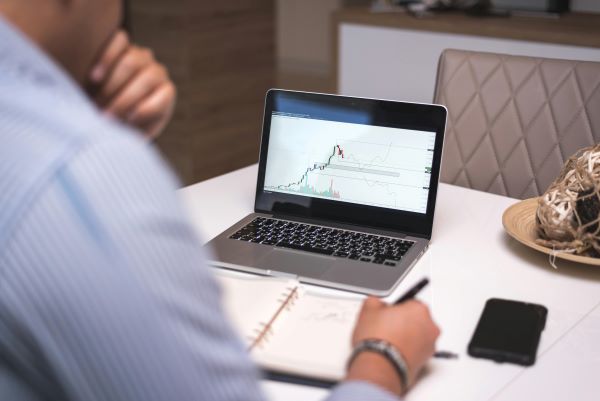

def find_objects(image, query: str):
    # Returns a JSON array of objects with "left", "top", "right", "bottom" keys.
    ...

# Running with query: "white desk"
[{"left": 179, "top": 164, "right": 600, "bottom": 401}]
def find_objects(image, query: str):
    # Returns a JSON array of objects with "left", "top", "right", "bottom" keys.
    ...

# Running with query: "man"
[{"left": 0, "top": 1, "right": 440, "bottom": 401}]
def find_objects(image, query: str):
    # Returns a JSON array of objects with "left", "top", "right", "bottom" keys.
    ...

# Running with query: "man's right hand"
[{"left": 346, "top": 297, "right": 440, "bottom": 396}]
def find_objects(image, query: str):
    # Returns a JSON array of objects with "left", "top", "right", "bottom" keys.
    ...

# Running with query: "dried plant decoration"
[{"left": 536, "top": 144, "right": 600, "bottom": 257}]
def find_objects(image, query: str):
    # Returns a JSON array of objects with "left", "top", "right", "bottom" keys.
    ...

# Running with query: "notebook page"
[
  {"left": 214, "top": 270, "right": 298, "bottom": 347},
  {"left": 252, "top": 290, "right": 363, "bottom": 381}
]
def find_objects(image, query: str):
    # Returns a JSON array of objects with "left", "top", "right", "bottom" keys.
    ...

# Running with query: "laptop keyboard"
[{"left": 229, "top": 217, "right": 414, "bottom": 267}]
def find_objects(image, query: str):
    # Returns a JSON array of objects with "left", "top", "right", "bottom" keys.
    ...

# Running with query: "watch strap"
[{"left": 348, "top": 338, "right": 410, "bottom": 390}]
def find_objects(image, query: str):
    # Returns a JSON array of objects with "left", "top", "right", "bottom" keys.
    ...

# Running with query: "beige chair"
[{"left": 434, "top": 49, "right": 600, "bottom": 199}]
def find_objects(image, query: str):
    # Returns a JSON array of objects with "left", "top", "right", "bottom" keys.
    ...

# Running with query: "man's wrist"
[
  {"left": 348, "top": 339, "right": 410, "bottom": 392},
  {"left": 346, "top": 350, "right": 405, "bottom": 396}
]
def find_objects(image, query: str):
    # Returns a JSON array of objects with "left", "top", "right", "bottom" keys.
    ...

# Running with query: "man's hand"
[
  {"left": 88, "top": 30, "right": 176, "bottom": 139},
  {"left": 346, "top": 297, "right": 440, "bottom": 395}
]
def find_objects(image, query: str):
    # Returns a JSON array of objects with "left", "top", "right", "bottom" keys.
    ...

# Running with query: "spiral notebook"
[{"left": 215, "top": 270, "right": 364, "bottom": 386}]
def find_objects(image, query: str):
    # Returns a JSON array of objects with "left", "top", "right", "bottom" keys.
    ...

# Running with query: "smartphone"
[{"left": 468, "top": 298, "right": 547, "bottom": 366}]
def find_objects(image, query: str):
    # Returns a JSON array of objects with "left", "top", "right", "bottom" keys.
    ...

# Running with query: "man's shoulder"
[
  {"left": 0, "top": 88, "right": 147, "bottom": 188},
  {"left": 0, "top": 92, "right": 162, "bottom": 250},
  {"left": 1, "top": 82, "right": 134, "bottom": 145}
]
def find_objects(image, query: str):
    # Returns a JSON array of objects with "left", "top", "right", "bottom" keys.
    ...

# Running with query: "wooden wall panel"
[{"left": 128, "top": 0, "right": 275, "bottom": 185}]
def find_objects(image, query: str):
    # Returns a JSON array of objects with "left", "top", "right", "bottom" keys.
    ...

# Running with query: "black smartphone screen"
[{"left": 468, "top": 298, "right": 547, "bottom": 366}]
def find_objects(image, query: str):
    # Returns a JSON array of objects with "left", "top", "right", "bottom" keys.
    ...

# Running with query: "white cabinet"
[{"left": 339, "top": 23, "right": 600, "bottom": 103}]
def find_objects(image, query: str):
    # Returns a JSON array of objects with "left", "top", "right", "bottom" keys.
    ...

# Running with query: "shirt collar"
[{"left": 0, "top": 15, "right": 94, "bottom": 108}]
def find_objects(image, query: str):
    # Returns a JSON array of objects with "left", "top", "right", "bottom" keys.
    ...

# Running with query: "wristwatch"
[{"left": 347, "top": 338, "right": 410, "bottom": 390}]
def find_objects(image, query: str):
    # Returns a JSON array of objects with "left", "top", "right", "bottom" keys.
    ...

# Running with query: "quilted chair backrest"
[{"left": 434, "top": 49, "right": 600, "bottom": 199}]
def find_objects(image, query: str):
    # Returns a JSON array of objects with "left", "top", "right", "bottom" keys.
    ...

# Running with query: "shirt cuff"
[{"left": 326, "top": 380, "right": 400, "bottom": 401}]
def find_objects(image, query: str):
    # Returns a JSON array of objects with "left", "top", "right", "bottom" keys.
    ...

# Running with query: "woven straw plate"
[{"left": 502, "top": 197, "right": 600, "bottom": 266}]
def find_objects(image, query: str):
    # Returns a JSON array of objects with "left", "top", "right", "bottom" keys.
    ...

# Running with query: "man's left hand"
[{"left": 88, "top": 30, "right": 176, "bottom": 139}]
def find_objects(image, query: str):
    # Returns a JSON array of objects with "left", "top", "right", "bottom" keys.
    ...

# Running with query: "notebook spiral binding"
[{"left": 248, "top": 286, "right": 300, "bottom": 351}]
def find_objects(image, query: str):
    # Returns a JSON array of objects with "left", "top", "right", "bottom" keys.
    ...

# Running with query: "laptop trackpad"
[{"left": 261, "top": 249, "right": 334, "bottom": 279}]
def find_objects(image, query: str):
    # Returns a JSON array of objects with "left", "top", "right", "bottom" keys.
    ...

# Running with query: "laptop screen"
[
  {"left": 255, "top": 90, "right": 447, "bottom": 239},
  {"left": 264, "top": 112, "right": 436, "bottom": 214}
]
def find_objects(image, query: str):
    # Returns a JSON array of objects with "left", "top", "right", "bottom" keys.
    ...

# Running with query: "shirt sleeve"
[
  {"left": 0, "top": 132, "right": 399, "bottom": 401},
  {"left": 329, "top": 382, "right": 400, "bottom": 401}
]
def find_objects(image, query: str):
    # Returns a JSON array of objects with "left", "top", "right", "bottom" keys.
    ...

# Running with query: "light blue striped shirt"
[{"left": 0, "top": 16, "right": 398, "bottom": 401}]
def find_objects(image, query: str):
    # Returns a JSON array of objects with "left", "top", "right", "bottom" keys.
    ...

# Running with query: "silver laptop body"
[{"left": 204, "top": 90, "right": 447, "bottom": 296}]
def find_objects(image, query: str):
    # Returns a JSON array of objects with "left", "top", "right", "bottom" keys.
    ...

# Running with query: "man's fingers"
[
  {"left": 90, "top": 30, "right": 130, "bottom": 84},
  {"left": 105, "top": 64, "right": 168, "bottom": 119},
  {"left": 96, "top": 48, "right": 156, "bottom": 107},
  {"left": 127, "top": 83, "right": 176, "bottom": 139},
  {"left": 99, "top": 47, "right": 156, "bottom": 106},
  {"left": 91, "top": 36, "right": 176, "bottom": 139},
  {"left": 362, "top": 296, "right": 385, "bottom": 311}
]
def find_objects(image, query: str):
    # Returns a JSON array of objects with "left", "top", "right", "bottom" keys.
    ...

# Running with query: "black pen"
[
  {"left": 393, "top": 278, "right": 459, "bottom": 360},
  {"left": 394, "top": 278, "right": 429, "bottom": 304}
]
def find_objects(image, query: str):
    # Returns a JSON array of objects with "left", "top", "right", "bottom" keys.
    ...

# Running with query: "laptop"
[{"left": 205, "top": 90, "right": 447, "bottom": 296}]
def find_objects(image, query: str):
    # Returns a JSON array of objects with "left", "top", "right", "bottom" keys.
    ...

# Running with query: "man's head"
[{"left": 0, "top": 0, "right": 123, "bottom": 84}]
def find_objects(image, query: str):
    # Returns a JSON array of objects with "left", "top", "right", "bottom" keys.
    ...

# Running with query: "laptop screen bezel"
[{"left": 254, "top": 89, "right": 447, "bottom": 239}]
